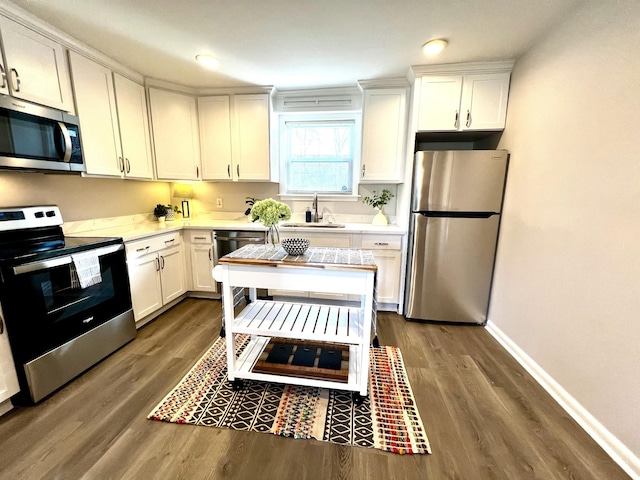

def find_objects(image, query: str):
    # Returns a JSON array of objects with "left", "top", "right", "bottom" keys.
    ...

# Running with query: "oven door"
[{"left": 0, "top": 243, "right": 132, "bottom": 364}]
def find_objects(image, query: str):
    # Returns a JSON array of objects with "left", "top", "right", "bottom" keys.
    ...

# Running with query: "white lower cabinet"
[
  {"left": 0, "top": 306, "right": 19, "bottom": 414},
  {"left": 125, "top": 232, "right": 186, "bottom": 325},
  {"left": 355, "top": 234, "right": 403, "bottom": 309},
  {"left": 186, "top": 230, "right": 216, "bottom": 293}
]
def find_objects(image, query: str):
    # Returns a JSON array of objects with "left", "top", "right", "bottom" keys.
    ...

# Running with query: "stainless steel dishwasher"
[{"left": 213, "top": 229, "right": 268, "bottom": 298}]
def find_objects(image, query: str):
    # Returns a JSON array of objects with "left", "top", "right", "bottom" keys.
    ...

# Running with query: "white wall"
[{"left": 491, "top": 0, "right": 640, "bottom": 470}]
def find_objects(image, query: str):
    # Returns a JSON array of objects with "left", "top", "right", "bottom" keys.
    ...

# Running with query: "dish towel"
[{"left": 70, "top": 251, "right": 102, "bottom": 288}]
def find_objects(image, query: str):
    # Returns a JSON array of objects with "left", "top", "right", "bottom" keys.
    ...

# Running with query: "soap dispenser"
[{"left": 305, "top": 207, "right": 312, "bottom": 223}]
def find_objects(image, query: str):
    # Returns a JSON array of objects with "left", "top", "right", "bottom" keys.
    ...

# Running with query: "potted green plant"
[
  {"left": 362, "top": 188, "right": 394, "bottom": 225},
  {"left": 153, "top": 204, "right": 168, "bottom": 223}
]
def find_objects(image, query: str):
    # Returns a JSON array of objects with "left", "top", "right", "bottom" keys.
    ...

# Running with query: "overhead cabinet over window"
[
  {"left": 69, "top": 52, "right": 153, "bottom": 179},
  {"left": 198, "top": 93, "right": 271, "bottom": 181},
  {"left": 149, "top": 88, "right": 201, "bottom": 181},
  {"left": 0, "top": 15, "right": 73, "bottom": 112},
  {"left": 414, "top": 62, "right": 513, "bottom": 132}
]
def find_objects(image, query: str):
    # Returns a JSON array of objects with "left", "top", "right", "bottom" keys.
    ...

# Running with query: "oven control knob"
[
  {"left": 46, "top": 210, "right": 56, "bottom": 217},
  {"left": 35, "top": 211, "right": 44, "bottom": 218}
]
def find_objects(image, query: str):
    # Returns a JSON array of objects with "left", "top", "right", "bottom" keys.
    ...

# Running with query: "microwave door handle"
[{"left": 56, "top": 122, "right": 72, "bottom": 163}]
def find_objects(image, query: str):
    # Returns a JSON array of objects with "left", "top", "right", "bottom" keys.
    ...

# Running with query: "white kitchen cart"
[{"left": 212, "top": 245, "right": 377, "bottom": 401}]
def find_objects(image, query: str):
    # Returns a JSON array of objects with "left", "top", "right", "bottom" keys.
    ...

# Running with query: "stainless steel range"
[{"left": 0, "top": 205, "right": 135, "bottom": 404}]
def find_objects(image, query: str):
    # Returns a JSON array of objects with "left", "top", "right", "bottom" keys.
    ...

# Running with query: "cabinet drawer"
[
  {"left": 126, "top": 232, "right": 182, "bottom": 259},
  {"left": 361, "top": 235, "right": 402, "bottom": 250},
  {"left": 190, "top": 231, "right": 213, "bottom": 244},
  {"left": 280, "top": 232, "right": 350, "bottom": 248}
]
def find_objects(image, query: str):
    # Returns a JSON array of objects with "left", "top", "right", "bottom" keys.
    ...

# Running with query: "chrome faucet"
[{"left": 312, "top": 193, "right": 323, "bottom": 223}]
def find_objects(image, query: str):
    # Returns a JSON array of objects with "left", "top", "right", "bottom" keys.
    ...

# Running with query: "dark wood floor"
[{"left": 0, "top": 298, "right": 630, "bottom": 479}]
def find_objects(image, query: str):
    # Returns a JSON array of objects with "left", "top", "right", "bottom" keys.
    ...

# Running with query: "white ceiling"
[{"left": 8, "top": 0, "right": 580, "bottom": 89}]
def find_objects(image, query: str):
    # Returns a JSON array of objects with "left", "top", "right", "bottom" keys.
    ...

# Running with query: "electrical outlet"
[{"left": 216, "top": 198, "right": 223, "bottom": 208}]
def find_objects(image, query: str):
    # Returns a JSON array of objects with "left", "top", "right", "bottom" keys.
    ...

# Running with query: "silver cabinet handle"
[
  {"left": 237, "top": 164, "right": 240, "bottom": 178},
  {"left": 118, "top": 156, "right": 124, "bottom": 173},
  {"left": 164, "top": 239, "right": 175, "bottom": 246},
  {"left": 208, "top": 248, "right": 212, "bottom": 261},
  {"left": 374, "top": 242, "right": 389, "bottom": 246},
  {"left": 465, "top": 110, "right": 471, "bottom": 128},
  {"left": 126, "top": 158, "right": 131, "bottom": 173},
  {"left": 362, "top": 165, "right": 366, "bottom": 178},
  {"left": 10, "top": 68, "right": 19, "bottom": 92},
  {"left": 227, "top": 164, "right": 231, "bottom": 178},
  {"left": 454, "top": 110, "right": 459, "bottom": 129},
  {"left": 136, "top": 245, "right": 150, "bottom": 252},
  {"left": 194, "top": 236, "right": 207, "bottom": 240},
  {"left": 196, "top": 166, "right": 199, "bottom": 178},
  {"left": 155, "top": 257, "right": 160, "bottom": 271},
  {"left": 160, "top": 256, "right": 165, "bottom": 270},
  {"left": 0, "top": 63, "right": 6, "bottom": 89}
]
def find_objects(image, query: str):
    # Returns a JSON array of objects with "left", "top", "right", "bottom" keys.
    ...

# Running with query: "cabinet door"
[
  {"left": 418, "top": 75, "right": 463, "bottom": 131},
  {"left": 198, "top": 95, "right": 233, "bottom": 180},
  {"left": 460, "top": 73, "right": 511, "bottom": 130},
  {"left": 232, "top": 94, "right": 270, "bottom": 181},
  {"left": 372, "top": 250, "right": 401, "bottom": 304},
  {"left": 0, "top": 17, "right": 73, "bottom": 111},
  {"left": 68, "top": 52, "right": 123, "bottom": 176},
  {"left": 0, "top": 307, "right": 20, "bottom": 406},
  {"left": 191, "top": 242, "right": 216, "bottom": 292},
  {"left": 159, "top": 246, "right": 186, "bottom": 303},
  {"left": 149, "top": 88, "right": 200, "bottom": 180},
  {"left": 114, "top": 74, "right": 153, "bottom": 179},
  {"left": 361, "top": 88, "right": 407, "bottom": 183},
  {"left": 127, "top": 254, "right": 163, "bottom": 322}
]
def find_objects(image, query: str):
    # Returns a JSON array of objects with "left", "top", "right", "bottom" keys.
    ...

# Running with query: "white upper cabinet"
[
  {"left": 416, "top": 65, "right": 512, "bottom": 132},
  {"left": 68, "top": 51, "right": 123, "bottom": 176},
  {"left": 199, "top": 93, "right": 270, "bottom": 181},
  {"left": 113, "top": 73, "right": 153, "bottom": 179},
  {"left": 360, "top": 87, "right": 408, "bottom": 183},
  {"left": 149, "top": 88, "right": 200, "bottom": 181},
  {"left": 0, "top": 16, "right": 73, "bottom": 112}
]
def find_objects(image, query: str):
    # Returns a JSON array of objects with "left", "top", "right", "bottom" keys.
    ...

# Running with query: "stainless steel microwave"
[{"left": 0, "top": 96, "right": 85, "bottom": 173}]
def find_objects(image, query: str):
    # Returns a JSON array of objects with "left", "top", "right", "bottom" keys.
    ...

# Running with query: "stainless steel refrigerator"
[{"left": 405, "top": 150, "right": 509, "bottom": 324}]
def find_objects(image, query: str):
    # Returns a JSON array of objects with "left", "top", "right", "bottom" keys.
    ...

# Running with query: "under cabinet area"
[
  {"left": 125, "top": 232, "right": 186, "bottom": 326},
  {"left": 198, "top": 93, "right": 271, "bottom": 181},
  {"left": 0, "top": 15, "right": 73, "bottom": 112}
]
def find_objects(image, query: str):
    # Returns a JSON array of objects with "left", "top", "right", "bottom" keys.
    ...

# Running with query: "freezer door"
[
  {"left": 405, "top": 213, "right": 501, "bottom": 324},
  {"left": 411, "top": 150, "right": 508, "bottom": 213}
]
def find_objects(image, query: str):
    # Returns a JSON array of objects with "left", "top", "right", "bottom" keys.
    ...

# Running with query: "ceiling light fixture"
[
  {"left": 422, "top": 39, "right": 448, "bottom": 56},
  {"left": 195, "top": 53, "right": 219, "bottom": 69}
]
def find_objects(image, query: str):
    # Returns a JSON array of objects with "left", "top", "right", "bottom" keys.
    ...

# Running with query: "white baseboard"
[{"left": 485, "top": 321, "right": 640, "bottom": 480}]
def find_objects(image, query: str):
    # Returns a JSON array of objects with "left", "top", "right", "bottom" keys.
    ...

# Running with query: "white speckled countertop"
[{"left": 64, "top": 214, "right": 406, "bottom": 243}]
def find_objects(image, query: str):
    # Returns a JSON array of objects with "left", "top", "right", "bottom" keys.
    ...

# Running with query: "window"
[{"left": 279, "top": 113, "right": 361, "bottom": 196}]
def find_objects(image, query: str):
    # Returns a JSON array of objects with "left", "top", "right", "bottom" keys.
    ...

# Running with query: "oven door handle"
[{"left": 12, "top": 243, "right": 123, "bottom": 275}]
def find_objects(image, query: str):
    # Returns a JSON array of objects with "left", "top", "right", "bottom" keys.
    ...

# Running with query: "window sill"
[{"left": 278, "top": 194, "right": 361, "bottom": 202}]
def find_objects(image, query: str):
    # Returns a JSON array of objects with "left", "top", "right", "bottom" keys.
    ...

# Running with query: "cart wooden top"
[{"left": 218, "top": 244, "right": 378, "bottom": 272}]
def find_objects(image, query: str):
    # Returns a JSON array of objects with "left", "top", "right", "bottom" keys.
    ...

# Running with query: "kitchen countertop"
[{"left": 64, "top": 216, "right": 406, "bottom": 243}]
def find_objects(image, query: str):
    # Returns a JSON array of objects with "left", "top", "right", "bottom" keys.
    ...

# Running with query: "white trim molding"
[{"left": 485, "top": 321, "right": 640, "bottom": 480}]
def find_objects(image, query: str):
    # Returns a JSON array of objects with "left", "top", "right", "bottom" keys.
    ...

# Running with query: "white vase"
[
  {"left": 157, "top": 216, "right": 166, "bottom": 225},
  {"left": 372, "top": 208, "right": 388, "bottom": 225}
]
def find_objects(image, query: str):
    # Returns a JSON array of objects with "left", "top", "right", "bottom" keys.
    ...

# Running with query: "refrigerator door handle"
[{"left": 419, "top": 211, "right": 497, "bottom": 219}]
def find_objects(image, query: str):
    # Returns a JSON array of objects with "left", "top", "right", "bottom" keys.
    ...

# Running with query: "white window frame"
[{"left": 277, "top": 111, "right": 362, "bottom": 201}]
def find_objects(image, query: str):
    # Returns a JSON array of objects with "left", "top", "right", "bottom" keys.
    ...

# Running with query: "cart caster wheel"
[
  {"left": 219, "top": 326, "right": 226, "bottom": 338},
  {"left": 232, "top": 379, "right": 244, "bottom": 391},
  {"left": 372, "top": 336, "right": 380, "bottom": 348},
  {"left": 352, "top": 392, "right": 364, "bottom": 405}
]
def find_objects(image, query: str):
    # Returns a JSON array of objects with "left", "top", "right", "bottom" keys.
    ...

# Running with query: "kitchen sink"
[{"left": 281, "top": 222, "right": 346, "bottom": 228}]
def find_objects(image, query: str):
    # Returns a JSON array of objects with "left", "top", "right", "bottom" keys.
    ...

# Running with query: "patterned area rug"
[{"left": 148, "top": 335, "right": 431, "bottom": 455}]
